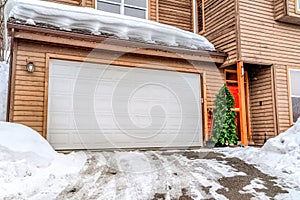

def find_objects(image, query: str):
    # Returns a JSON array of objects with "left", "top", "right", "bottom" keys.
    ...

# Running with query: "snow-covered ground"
[
  {"left": 217, "top": 118, "right": 300, "bottom": 199},
  {"left": 0, "top": 61, "right": 8, "bottom": 121},
  {"left": 1, "top": 120, "right": 300, "bottom": 199},
  {"left": 0, "top": 122, "right": 86, "bottom": 199}
]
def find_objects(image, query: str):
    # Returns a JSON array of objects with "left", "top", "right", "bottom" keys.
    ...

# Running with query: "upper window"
[
  {"left": 96, "top": 0, "right": 148, "bottom": 19},
  {"left": 289, "top": 69, "right": 300, "bottom": 123},
  {"left": 297, "top": 0, "right": 300, "bottom": 11}
]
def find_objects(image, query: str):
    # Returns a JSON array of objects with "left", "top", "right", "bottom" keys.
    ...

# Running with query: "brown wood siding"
[
  {"left": 44, "top": 0, "right": 93, "bottom": 7},
  {"left": 274, "top": 65, "right": 291, "bottom": 132},
  {"left": 157, "top": 0, "right": 194, "bottom": 32},
  {"left": 249, "top": 67, "right": 276, "bottom": 144},
  {"left": 274, "top": 0, "right": 286, "bottom": 20},
  {"left": 203, "top": 0, "right": 237, "bottom": 65},
  {"left": 239, "top": 0, "right": 300, "bottom": 67},
  {"left": 10, "top": 39, "right": 224, "bottom": 138},
  {"left": 148, "top": 0, "right": 158, "bottom": 21}
]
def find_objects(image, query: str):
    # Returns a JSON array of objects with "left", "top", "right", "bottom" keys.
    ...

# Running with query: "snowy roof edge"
[{"left": 5, "top": 0, "right": 216, "bottom": 51}]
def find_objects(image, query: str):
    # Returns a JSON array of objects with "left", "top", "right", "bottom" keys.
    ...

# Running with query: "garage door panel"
[
  {"left": 49, "top": 95, "right": 73, "bottom": 112},
  {"left": 48, "top": 59, "right": 202, "bottom": 149}
]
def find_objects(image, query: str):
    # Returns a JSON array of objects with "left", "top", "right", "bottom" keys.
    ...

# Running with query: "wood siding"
[
  {"left": 43, "top": 0, "right": 195, "bottom": 32},
  {"left": 274, "top": 65, "right": 291, "bottom": 132},
  {"left": 239, "top": 0, "right": 300, "bottom": 134},
  {"left": 10, "top": 39, "right": 224, "bottom": 138},
  {"left": 239, "top": 0, "right": 300, "bottom": 67},
  {"left": 249, "top": 67, "right": 276, "bottom": 144},
  {"left": 157, "top": 0, "right": 194, "bottom": 32},
  {"left": 45, "top": 0, "right": 93, "bottom": 7},
  {"left": 274, "top": 0, "right": 286, "bottom": 20},
  {"left": 148, "top": 0, "right": 158, "bottom": 21},
  {"left": 203, "top": 0, "right": 237, "bottom": 65}
]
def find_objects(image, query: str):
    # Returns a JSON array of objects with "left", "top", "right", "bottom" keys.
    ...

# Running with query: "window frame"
[
  {"left": 287, "top": 67, "right": 300, "bottom": 124},
  {"left": 296, "top": 0, "right": 300, "bottom": 14},
  {"left": 95, "top": 0, "right": 148, "bottom": 19}
]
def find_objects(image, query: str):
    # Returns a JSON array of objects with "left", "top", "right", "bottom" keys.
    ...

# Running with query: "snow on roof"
[{"left": 6, "top": 0, "right": 215, "bottom": 51}]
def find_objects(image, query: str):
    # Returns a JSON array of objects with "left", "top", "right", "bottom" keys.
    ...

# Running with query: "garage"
[{"left": 47, "top": 59, "right": 203, "bottom": 149}]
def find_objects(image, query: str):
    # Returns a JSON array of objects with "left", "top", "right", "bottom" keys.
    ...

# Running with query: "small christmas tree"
[{"left": 212, "top": 84, "right": 239, "bottom": 146}]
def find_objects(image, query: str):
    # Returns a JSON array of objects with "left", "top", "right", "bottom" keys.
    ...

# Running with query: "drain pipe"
[{"left": 6, "top": 27, "right": 14, "bottom": 122}]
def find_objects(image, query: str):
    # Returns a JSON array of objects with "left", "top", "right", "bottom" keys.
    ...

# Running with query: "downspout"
[
  {"left": 198, "top": 0, "right": 205, "bottom": 35},
  {"left": 6, "top": 27, "right": 14, "bottom": 122}
]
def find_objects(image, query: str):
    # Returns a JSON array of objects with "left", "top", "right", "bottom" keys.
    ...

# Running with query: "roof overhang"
[{"left": 7, "top": 22, "right": 227, "bottom": 64}]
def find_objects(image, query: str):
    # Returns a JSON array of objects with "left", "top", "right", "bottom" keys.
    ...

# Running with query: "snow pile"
[
  {"left": 263, "top": 118, "right": 300, "bottom": 154},
  {"left": 0, "top": 122, "right": 56, "bottom": 166},
  {"left": 0, "top": 122, "right": 86, "bottom": 199},
  {"left": 6, "top": 0, "right": 215, "bottom": 51},
  {"left": 0, "top": 61, "right": 8, "bottom": 121},
  {"left": 217, "top": 119, "right": 300, "bottom": 198}
]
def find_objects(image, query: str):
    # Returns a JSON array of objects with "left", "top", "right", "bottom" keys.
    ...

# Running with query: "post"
[{"left": 237, "top": 61, "right": 248, "bottom": 146}]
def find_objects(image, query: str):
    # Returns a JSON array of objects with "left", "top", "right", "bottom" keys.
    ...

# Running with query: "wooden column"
[{"left": 237, "top": 61, "right": 248, "bottom": 146}]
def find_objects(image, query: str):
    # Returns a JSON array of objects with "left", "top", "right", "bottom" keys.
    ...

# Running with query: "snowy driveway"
[{"left": 54, "top": 150, "right": 289, "bottom": 200}]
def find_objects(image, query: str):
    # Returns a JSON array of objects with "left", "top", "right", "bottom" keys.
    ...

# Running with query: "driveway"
[{"left": 56, "top": 150, "right": 288, "bottom": 200}]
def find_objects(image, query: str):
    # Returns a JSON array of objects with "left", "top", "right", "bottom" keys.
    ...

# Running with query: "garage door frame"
[{"left": 43, "top": 53, "right": 208, "bottom": 148}]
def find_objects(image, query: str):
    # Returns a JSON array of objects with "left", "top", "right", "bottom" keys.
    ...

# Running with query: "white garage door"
[{"left": 47, "top": 59, "right": 202, "bottom": 150}]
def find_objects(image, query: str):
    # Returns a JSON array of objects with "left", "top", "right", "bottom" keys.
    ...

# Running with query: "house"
[
  {"left": 201, "top": 0, "right": 300, "bottom": 145},
  {"left": 4, "top": 0, "right": 227, "bottom": 150}
]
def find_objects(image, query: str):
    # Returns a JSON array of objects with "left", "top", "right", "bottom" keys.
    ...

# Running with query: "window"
[
  {"left": 289, "top": 69, "right": 300, "bottom": 123},
  {"left": 298, "top": 0, "right": 300, "bottom": 11},
  {"left": 96, "top": 0, "right": 148, "bottom": 19}
]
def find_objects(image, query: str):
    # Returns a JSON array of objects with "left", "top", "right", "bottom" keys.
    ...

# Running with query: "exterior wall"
[
  {"left": 46, "top": 0, "right": 93, "bottom": 7},
  {"left": 249, "top": 66, "right": 276, "bottom": 144},
  {"left": 156, "top": 0, "right": 194, "bottom": 32},
  {"left": 274, "top": 65, "right": 291, "bottom": 132},
  {"left": 239, "top": 0, "right": 300, "bottom": 67},
  {"left": 274, "top": 0, "right": 286, "bottom": 20},
  {"left": 239, "top": 0, "right": 300, "bottom": 134},
  {"left": 44, "top": 0, "right": 195, "bottom": 32},
  {"left": 10, "top": 39, "right": 224, "bottom": 137},
  {"left": 274, "top": 0, "right": 300, "bottom": 25},
  {"left": 203, "top": 0, "right": 238, "bottom": 65}
]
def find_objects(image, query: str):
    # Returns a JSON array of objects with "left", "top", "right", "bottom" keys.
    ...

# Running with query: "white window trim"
[
  {"left": 288, "top": 68, "right": 300, "bottom": 124},
  {"left": 95, "top": 0, "right": 148, "bottom": 19},
  {"left": 296, "top": 0, "right": 300, "bottom": 14}
]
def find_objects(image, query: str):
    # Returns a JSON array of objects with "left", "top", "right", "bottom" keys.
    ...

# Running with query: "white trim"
[
  {"left": 289, "top": 68, "right": 300, "bottom": 123},
  {"left": 193, "top": 0, "right": 197, "bottom": 33},
  {"left": 95, "top": 0, "right": 148, "bottom": 19}
]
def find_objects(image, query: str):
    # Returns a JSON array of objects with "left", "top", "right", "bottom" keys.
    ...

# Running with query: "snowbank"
[
  {"left": 0, "top": 61, "right": 8, "bottom": 121},
  {"left": 263, "top": 118, "right": 300, "bottom": 154},
  {"left": 217, "top": 119, "right": 300, "bottom": 198},
  {"left": 5, "top": 0, "right": 215, "bottom": 51},
  {"left": 0, "top": 122, "right": 86, "bottom": 199},
  {"left": 0, "top": 122, "right": 56, "bottom": 166}
]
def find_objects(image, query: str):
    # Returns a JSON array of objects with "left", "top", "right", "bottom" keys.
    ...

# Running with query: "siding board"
[
  {"left": 249, "top": 67, "right": 275, "bottom": 145},
  {"left": 204, "top": 0, "right": 237, "bottom": 65}
]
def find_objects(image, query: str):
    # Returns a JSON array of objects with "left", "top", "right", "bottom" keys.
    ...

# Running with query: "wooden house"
[
  {"left": 5, "top": 0, "right": 227, "bottom": 150},
  {"left": 5, "top": 0, "right": 296, "bottom": 149},
  {"left": 202, "top": 0, "right": 300, "bottom": 145}
]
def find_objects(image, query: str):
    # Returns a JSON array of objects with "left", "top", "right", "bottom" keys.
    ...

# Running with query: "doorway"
[{"left": 224, "top": 69, "right": 251, "bottom": 142}]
